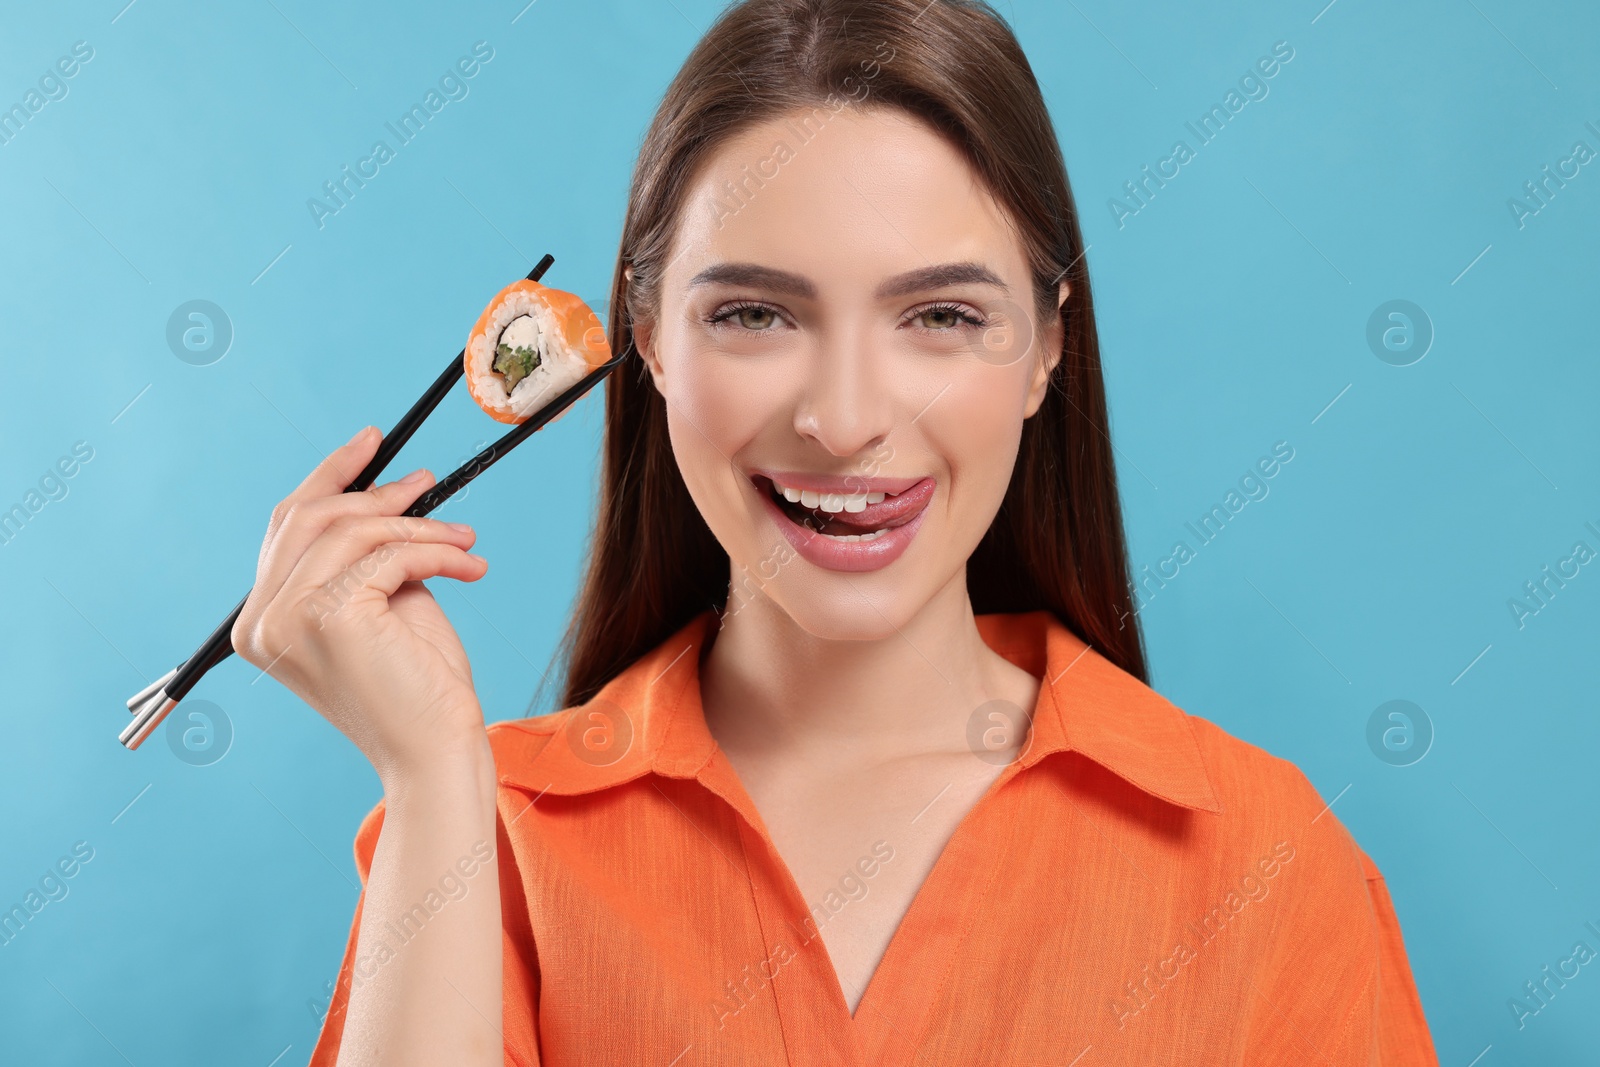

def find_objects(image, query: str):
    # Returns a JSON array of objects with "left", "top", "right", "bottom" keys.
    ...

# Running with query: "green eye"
[
  {"left": 710, "top": 301, "right": 783, "bottom": 331},
  {"left": 736, "top": 306, "right": 777, "bottom": 330}
]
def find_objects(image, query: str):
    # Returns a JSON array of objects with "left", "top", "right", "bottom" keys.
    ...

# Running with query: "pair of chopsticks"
[{"left": 120, "top": 254, "right": 625, "bottom": 750}]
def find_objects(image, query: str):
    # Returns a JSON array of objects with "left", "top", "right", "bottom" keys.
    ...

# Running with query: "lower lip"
[{"left": 757, "top": 483, "right": 930, "bottom": 573}]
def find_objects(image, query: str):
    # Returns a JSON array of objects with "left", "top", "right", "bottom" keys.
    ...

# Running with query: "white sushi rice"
[{"left": 466, "top": 287, "right": 590, "bottom": 422}]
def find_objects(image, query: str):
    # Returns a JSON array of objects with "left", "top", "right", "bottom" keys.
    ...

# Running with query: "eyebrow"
[{"left": 686, "top": 260, "right": 1009, "bottom": 300}]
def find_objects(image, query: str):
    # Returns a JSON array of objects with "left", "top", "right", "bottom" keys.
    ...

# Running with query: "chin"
[
  {"left": 738, "top": 580, "right": 930, "bottom": 644},
  {"left": 726, "top": 536, "right": 971, "bottom": 647}
]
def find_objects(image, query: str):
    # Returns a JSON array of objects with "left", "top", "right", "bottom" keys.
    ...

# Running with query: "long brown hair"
[{"left": 554, "top": 0, "right": 1146, "bottom": 708}]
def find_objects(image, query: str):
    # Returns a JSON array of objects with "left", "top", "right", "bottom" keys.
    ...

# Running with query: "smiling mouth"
[{"left": 754, "top": 474, "right": 933, "bottom": 541}]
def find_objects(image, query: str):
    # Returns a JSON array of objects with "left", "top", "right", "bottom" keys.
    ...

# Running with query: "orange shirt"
[{"left": 309, "top": 610, "right": 1439, "bottom": 1065}]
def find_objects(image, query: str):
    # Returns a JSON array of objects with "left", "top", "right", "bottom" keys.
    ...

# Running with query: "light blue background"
[{"left": 2, "top": 0, "right": 1596, "bottom": 1063}]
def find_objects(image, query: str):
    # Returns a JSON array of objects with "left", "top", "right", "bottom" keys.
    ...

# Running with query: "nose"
[{"left": 791, "top": 322, "right": 896, "bottom": 459}]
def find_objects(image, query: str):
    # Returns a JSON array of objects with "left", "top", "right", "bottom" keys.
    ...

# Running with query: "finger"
[
  {"left": 270, "top": 460, "right": 441, "bottom": 548},
  {"left": 279, "top": 425, "right": 384, "bottom": 517},
  {"left": 285, "top": 514, "right": 477, "bottom": 597},
  {"left": 252, "top": 469, "right": 439, "bottom": 606},
  {"left": 299, "top": 543, "right": 488, "bottom": 627},
  {"left": 258, "top": 425, "right": 384, "bottom": 571}
]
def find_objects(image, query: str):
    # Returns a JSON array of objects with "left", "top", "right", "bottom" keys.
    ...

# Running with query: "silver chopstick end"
[{"left": 120, "top": 691, "right": 176, "bottom": 750}]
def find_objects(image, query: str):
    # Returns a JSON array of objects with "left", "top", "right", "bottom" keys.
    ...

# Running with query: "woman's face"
[{"left": 635, "top": 105, "right": 1065, "bottom": 641}]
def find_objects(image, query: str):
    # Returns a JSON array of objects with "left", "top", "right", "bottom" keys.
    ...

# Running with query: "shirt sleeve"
[
  {"left": 307, "top": 794, "right": 544, "bottom": 1067},
  {"left": 1240, "top": 772, "right": 1440, "bottom": 1066},
  {"left": 1357, "top": 847, "right": 1439, "bottom": 1066}
]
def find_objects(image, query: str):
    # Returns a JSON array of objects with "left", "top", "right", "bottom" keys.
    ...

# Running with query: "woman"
[{"left": 234, "top": 1, "right": 1439, "bottom": 1063}]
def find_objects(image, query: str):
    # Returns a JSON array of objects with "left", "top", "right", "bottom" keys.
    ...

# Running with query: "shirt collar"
[{"left": 492, "top": 609, "right": 1223, "bottom": 815}]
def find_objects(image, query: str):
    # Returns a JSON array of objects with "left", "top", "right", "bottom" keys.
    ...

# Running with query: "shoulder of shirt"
[
  {"left": 1176, "top": 710, "right": 1385, "bottom": 885},
  {"left": 1164, "top": 709, "right": 1391, "bottom": 1003},
  {"left": 1175, "top": 714, "right": 1397, "bottom": 1046}
]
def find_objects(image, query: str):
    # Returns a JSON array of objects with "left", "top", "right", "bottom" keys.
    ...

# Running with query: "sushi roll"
[{"left": 464, "top": 279, "right": 612, "bottom": 424}]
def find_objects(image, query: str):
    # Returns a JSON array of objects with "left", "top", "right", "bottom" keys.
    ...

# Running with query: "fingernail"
[
  {"left": 399, "top": 468, "right": 429, "bottom": 484},
  {"left": 468, "top": 553, "right": 487, "bottom": 565},
  {"left": 346, "top": 426, "right": 373, "bottom": 446},
  {"left": 448, "top": 522, "right": 473, "bottom": 533}
]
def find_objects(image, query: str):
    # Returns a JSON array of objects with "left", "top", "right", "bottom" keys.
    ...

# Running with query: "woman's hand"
[{"left": 231, "top": 425, "right": 492, "bottom": 782}]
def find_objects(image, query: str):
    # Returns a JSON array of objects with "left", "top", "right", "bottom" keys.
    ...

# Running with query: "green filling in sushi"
[{"left": 493, "top": 341, "right": 542, "bottom": 391}]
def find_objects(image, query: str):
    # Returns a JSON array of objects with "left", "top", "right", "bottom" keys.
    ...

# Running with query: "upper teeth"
[{"left": 774, "top": 480, "right": 886, "bottom": 513}]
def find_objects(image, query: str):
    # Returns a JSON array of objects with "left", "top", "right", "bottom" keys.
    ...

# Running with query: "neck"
[{"left": 700, "top": 571, "right": 1040, "bottom": 765}]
